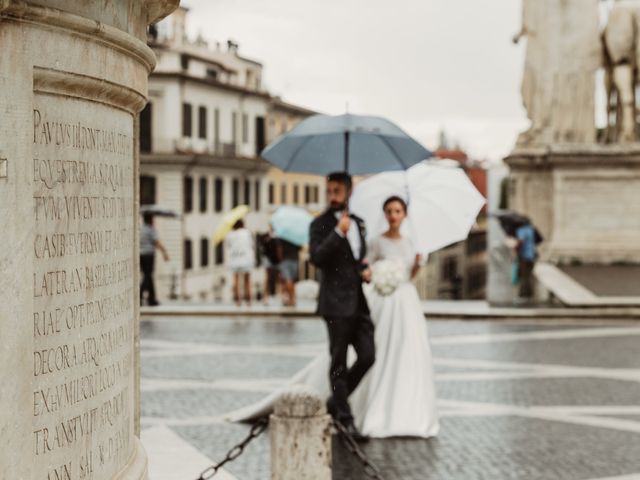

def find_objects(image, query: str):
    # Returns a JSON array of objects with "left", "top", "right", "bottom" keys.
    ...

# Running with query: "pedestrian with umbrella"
[
  {"left": 213, "top": 205, "right": 253, "bottom": 306},
  {"left": 493, "top": 211, "right": 544, "bottom": 304},
  {"left": 270, "top": 206, "right": 314, "bottom": 307},
  {"left": 259, "top": 112, "right": 431, "bottom": 442},
  {"left": 493, "top": 211, "right": 543, "bottom": 303}
]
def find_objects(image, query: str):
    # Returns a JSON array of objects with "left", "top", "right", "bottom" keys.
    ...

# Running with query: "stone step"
[{"left": 535, "top": 263, "right": 640, "bottom": 307}]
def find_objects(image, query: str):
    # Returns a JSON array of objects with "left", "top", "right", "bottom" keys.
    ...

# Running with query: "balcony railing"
[
  {"left": 221, "top": 142, "right": 237, "bottom": 157},
  {"left": 144, "top": 137, "right": 243, "bottom": 157}
]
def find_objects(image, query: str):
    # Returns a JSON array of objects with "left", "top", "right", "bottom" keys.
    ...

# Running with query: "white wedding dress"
[{"left": 227, "top": 235, "right": 439, "bottom": 438}]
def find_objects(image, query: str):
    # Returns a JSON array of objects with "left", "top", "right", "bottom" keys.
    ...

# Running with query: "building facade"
[
  {"left": 140, "top": 7, "right": 325, "bottom": 302},
  {"left": 413, "top": 228, "right": 487, "bottom": 301}
]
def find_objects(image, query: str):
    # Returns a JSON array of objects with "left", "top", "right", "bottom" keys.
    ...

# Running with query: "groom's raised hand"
[{"left": 337, "top": 210, "right": 351, "bottom": 235}]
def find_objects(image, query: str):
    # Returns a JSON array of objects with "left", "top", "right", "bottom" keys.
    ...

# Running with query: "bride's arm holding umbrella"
[{"left": 410, "top": 253, "right": 422, "bottom": 280}]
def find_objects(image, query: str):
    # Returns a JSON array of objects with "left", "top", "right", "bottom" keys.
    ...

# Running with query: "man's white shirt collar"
[{"left": 334, "top": 211, "right": 362, "bottom": 260}]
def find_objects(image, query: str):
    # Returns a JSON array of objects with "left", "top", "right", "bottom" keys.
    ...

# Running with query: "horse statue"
[{"left": 603, "top": 0, "right": 640, "bottom": 143}]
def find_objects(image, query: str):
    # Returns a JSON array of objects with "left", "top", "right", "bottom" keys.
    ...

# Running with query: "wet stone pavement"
[{"left": 140, "top": 316, "right": 640, "bottom": 480}]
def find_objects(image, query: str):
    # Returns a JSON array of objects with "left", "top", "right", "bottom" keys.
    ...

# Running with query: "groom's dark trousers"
[{"left": 310, "top": 209, "right": 376, "bottom": 423}]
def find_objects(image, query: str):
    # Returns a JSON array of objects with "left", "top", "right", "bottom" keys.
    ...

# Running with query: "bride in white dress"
[{"left": 228, "top": 196, "right": 439, "bottom": 438}]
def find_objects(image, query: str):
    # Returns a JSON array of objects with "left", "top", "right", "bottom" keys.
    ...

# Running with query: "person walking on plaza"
[
  {"left": 258, "top": 226, "right": 281, "bottom": 305},
  {"left": 515, "top": 221, "right": 538, "bottom": 300},
  {"left": 140, "top": 211, "right": 169, "bottom": 306},
  {"left": 225, "top": 219, "right": 254, "bottom": 306},
  {"left": 309, "top": 171, "right": 375, "bottom": 442},
  {"left": 278, "top": 238, "right": 301, "bottom": 307}
]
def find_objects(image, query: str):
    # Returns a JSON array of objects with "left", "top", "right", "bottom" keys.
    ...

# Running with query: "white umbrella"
[{"left": 350, "top": 161, "right": 486, "bottom": 254}]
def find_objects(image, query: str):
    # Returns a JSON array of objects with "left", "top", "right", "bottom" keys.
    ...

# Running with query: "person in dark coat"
[
  {"left": 309, "top": 171, "right": 375, "bottom": 442},
  {"left": 258, "top": 226, "right": 281, "bottom": 304}
]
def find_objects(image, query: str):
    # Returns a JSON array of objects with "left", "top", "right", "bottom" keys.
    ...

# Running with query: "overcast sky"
[{"left": 181, "top": 0, "right": 533, "bottom": 161}]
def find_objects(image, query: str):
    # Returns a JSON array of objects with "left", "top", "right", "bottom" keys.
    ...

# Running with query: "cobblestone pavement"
[{"left": 140, "top": 316, "right": 640, "bottom": 480}]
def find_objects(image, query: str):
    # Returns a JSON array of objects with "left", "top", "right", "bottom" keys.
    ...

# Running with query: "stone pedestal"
[
  {"left": 270, "top": 388, "right": 332, "bottom": 480},
  {"left": 0, "top": 2, "right": 177, "bottom": 479},
  {"left": 505, "top": 145, "right": 640, "bottom": 264}
]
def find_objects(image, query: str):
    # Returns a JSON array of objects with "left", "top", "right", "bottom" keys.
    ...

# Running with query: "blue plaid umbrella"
[{"left": 261, "top": 113, "right": 431, "bottom": 175}]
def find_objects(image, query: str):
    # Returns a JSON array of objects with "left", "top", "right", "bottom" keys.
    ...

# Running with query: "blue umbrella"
[
  {"left": 261, "top": 113, "right": 431, "bottom": 175},
  {"left": 271, "top": 206, "right": 314, "bottom": 246}
]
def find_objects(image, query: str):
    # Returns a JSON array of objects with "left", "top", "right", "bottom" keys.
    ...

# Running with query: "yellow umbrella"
[{"left": 212, "top": 205, "right": 250, "bottom": 245}]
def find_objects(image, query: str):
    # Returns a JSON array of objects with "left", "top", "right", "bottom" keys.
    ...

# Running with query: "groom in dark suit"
[{"left": 309, "top": 171, "right": 375, "bottom": 441}]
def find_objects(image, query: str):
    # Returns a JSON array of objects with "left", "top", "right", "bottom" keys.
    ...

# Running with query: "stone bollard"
[{"left": 270, "top": 386, "right": 332, "bottom": 480}]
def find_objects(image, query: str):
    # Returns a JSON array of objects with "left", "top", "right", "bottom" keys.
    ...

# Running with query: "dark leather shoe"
[{"left": 343, "top": 421, "right": 369, "bottom": 443}]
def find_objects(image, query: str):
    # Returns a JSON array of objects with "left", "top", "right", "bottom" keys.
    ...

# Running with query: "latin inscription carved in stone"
[{"left": 32, "top": 95, "right": 135, "bottom": 480}]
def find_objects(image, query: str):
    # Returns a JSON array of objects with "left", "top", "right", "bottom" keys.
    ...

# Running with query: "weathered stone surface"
[
  {"left": 507, "top": 2, "right": 640, "bottom": 267},
  {"left": 273, "top": 385, "right": 326, "bottom": 417},
  {"left": 514, "top": 0, "right": 601, "bottom": 146},
  {"left": 506, "top": 145, "right": 640, "bottom": 264},
  {"left": 0, "top": 1, "right": 177, "bottom": 479},
  {"left": 270, "top": 387, "right": 331, "bottom": 480}
]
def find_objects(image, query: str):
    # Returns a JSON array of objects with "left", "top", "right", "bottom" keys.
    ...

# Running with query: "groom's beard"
[{"left": 329, "top": 202, "right": 347, "bottom": 212}]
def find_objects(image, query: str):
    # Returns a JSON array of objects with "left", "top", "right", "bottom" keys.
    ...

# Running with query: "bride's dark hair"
[{"left": 383, "top": 195, "right": 407, "bottom": 214}]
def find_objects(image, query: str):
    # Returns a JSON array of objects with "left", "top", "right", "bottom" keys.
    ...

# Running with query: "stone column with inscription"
[{"left": 0, "top": 1, "right": 178, "bottom": 479}]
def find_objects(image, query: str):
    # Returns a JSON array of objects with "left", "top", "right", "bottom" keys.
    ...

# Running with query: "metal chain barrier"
[
  {"left": 194, "top": 415, "right": 384, "bottom": 480},
  {"left": 333, "top": 419, "right": 385, "bottom": 480},
  {"left": 196, "top": 416, "right": 269, "bottom": 480}
]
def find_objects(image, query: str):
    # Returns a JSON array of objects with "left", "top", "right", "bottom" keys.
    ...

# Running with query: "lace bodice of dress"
[{"left": 367, "top": 235, "right": 416, "bottom": 280}]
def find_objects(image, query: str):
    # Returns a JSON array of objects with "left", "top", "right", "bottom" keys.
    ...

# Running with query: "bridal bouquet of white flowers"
[{"left": 370, "top": 259, "right": 406, "bottom": 296}]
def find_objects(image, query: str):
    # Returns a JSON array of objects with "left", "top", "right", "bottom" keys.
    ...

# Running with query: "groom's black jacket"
[{"left": 309, "top": 209, "right": 369, "bottom": 318}]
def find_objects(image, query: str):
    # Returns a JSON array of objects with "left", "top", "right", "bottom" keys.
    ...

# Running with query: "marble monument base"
[
  {"left": 505, "top": 145, "right": 640, "bottom": 265},
  {"left": 0, "top": 2, "right": 177, "bottom": 479}
]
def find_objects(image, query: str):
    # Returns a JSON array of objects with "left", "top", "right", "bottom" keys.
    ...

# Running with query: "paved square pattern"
[{"left": 140, "top": 316, "right": 640, "bottom": 480}]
